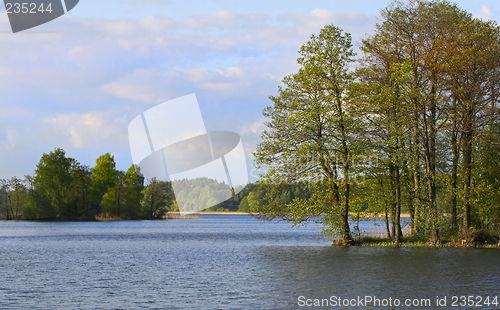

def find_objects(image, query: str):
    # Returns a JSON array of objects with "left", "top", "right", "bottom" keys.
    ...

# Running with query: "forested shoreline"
[
  {"left": 0, "top": 146, "right": 299, "bottom": 221},
  {"left": 0, "top": 149, "right": 166, "bottom": 221},
  {"left": 253, "top": 0, "right": 500, "bottom": 246},
  {"left": 0, "top": 146, "right": 327, "bottom": 221}
]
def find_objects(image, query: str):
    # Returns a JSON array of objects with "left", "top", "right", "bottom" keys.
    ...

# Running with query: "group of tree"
[
  {"left": 0, "top": 147, "right": 281, "bottom": 220},
  {"left": 253, "top": 0, "right": 500, "bottom": 245},
  {"left": 0, "top": 148, "right": 176, "bottom": 220},
  {"left": 206, "top": 181, "right": 312, "bottom": 213}
]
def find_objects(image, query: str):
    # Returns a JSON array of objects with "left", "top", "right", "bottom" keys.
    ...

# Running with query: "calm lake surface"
[{"left": 1, "top": 214, "right": 499, "bottom": 309}]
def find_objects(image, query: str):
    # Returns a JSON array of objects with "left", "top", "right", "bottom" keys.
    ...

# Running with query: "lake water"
[{"left": 1, "top": 214, "right": 499, "bottom": 309}]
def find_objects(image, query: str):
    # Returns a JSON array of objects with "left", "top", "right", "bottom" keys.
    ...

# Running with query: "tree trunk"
[
  {"left": 384, "top": 206, "right": 391, "bottom": 238},
  {"left": 411, "top": 57, "right": 421, "bottom": 236},
  {"left": 422, "top": 76, "right": 439, "bottom": 243},
  {"left": 414, "top": 168, "right": 420, "bottom": 234},
  {"left": 394, "top": 164, "right": 402, "bottom": 243},
  {"left": 381, "top": 177, "right": 391, "bottom": 238},
  {"left": 337, "top": 95, "right": 352, "bottom": 244},
  {"left": 5, "top": 194, "right": 11, "bottom": 220},
  {"left": 403, "top": 163, "right": 415, "bottom": 235},
  {"left": 342, "top": 167, "right": 352, "bottom": 243},
  {"left": 9, "top": 198, "right": 15, "bottom": 221},
  {"left": 451, "top": 109, "right": 460, "bottom": 233},
  {"left": 462, "top": 106, "right": 474, "bottom": 238},
  {"left": 15, "top": 192, "right": 21, "bottom": 220},
  {"left": 330, "top": 171, "right": 351, "bottom": 243},
  {"left": 413, "top": 108, "right": 421, "bottom": 235},
  {"left": 389, "top": 163, "right": 396, "bottom": 238}
]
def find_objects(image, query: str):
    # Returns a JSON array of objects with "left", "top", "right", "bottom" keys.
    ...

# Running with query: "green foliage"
[
  {"left": 252, "top": 1, "right": 500, "bottom": 243},
  {"left": 254, "top": 24, "right": 361, "bottom": 242},
  {"left": 90, "top": 153, "right": 117, "bottom": 215},
  {"left": 473, "top": 123, "right": 500, "bottom": 230},
  {"left": 141, "top": 177, "right": 173, "bottom": 219},
  {"left": 7, "top": 147, "right": 260, "bottom": 220},
  {"left": 122, "top": 164, "right": 144, "bottom": 219},
  {"left": 100, "top": 170, "right": 125, "bottom": 218},
  {"left": 33, "top": 148, "right": 73, "bottom": 220},
  {"left": 238, "top": 196, "right": 249, "bottom": 212},
  {"left": 68, "top": 162, "right": 92, "bottom": 219},
  {"left": 172, "top": 177, "right": 232, "bottom": 212},
  {"left": 318, "top": 214, "right": 345, "bottom": 240}
]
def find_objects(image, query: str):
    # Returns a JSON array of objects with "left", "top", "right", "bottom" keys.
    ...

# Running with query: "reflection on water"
[
  {"left": 0, "top": 215, "right": 499, "bottom": 309},
  {"left": 257, "top": 246, "right": 500, "bottom": 309}
]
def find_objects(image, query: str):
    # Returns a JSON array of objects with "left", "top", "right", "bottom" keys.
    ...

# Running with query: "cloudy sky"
[{"left": 0, "top": 0, "right": 498, "bottom": 181}]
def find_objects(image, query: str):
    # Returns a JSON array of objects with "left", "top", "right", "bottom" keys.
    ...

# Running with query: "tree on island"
[
  {"left": 254, "top": 0, "right": 500, "bottom": 245},
  {"left": 254, "top": 24, "right": 361, "bottom": 244}
]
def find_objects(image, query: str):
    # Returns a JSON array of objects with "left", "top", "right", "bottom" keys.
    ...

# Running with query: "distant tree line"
[
  {"left": 0, "top": 146, "right": 315, "bottom": 220},
  {"left": 254, "top": 0, "right": 500, "bottom": 244},
  {"left": 0, "top": 147, "right": 289, "bottom": 220},
  {"left": 0, "top": 148, "right": 175, "bottom": 220}
]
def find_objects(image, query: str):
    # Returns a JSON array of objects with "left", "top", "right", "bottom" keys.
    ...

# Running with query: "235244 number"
[{"left": 5, "top": 2, "right": 53, "bottom": 14}]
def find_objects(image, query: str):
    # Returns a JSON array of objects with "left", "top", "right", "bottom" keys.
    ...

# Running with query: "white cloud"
[
  {"left": 473, "top": 4, "right": 493, "bottom": 20},
  {"left": 100, "top": 65, "right": 275, "bottom": 104},
  {"left": 0, "top": 128, "right": 18, "bottom": 150},
  {"left": 101, "top": 81, "right": 168, "bottom": 104},
  {"left": 185, "top": 68, "right": 211, "bottom": 83},
  {"left": 218, "top": 66, "right": 243, "bottom": 78},
  {"left": 0, "top": 7, "right": 377, "bottom": 178},
  {"left": 43, "top": 112, "right": 128, "bottom": 149},
  {"left": 239, "top": 117, "right": 267, "bottom": 136},
  {"left": 282, "top": 8, "right": 375, "bottom": 43}
]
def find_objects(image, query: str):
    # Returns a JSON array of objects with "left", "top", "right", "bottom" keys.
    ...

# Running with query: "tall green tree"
[
  {"left": 90, "top": 153, "right": 117, "bottom": 216},
  {"left": 100, "top": 170, "right": 126, "bottom": 218},
  {"left": 356, "top": 0, "right": 482, "bottom": 243},
  {"left": 141, "top": 177, "right": 170, "bottom": 220},
  {"left": 355, "top": 60, "right": 413, "bottom": 242},
  {"left": 70, "top": 163, "right": 92, "bottom": 218},
  {"left": 444, "top": 18, "right": 500, "bottom": 238},
  {"left": 0, "top": 179, "right": 13, "bottom": 220},
  {"left": 21, "top": 173, "right": 46, "bottom": 220},
  {"left": 122, "top": 164, "right": 144, "bottom": 219},
  {"left": 7, "top": 177, "right": 26, "bottom": 219},
  {"left": 34, "top": 148, "right": 73, "bottom": 220},
  {"left": 254, "top": 24, "right": 361, "bottom": 244}
]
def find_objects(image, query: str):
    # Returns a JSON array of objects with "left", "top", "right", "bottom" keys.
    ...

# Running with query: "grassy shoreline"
[{"left": 333, "top": 236, "right": 500, "bottom": 248}]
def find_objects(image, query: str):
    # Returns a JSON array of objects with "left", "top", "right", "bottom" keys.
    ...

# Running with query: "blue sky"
[{"left": 0, "top": 0, "right": 498, "bottom": 181}]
